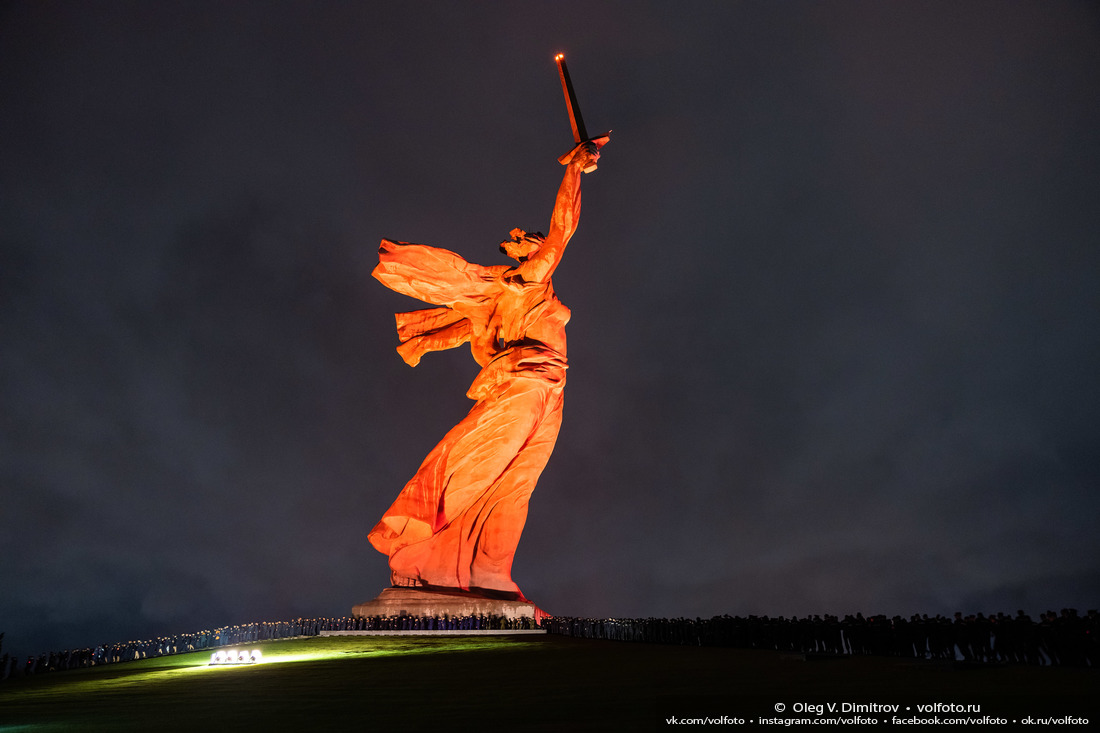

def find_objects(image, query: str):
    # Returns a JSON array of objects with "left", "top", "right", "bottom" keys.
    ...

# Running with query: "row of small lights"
[{"left": 209, "top": 649, "right": 262, "bottom": 665}]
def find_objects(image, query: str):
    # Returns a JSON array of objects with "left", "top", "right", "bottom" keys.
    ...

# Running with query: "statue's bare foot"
[{"left": 390, "top": 572, "right": 426, "bottom": 589}]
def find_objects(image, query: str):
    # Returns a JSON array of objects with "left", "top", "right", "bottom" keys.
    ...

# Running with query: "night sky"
[{"left": 3, "top": 1, "right": 1099, "bottom": 658}]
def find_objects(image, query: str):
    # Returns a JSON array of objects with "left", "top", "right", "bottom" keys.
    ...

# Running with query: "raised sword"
[{"left": 554, "top": 53, "right": 610, "bottom": 173}]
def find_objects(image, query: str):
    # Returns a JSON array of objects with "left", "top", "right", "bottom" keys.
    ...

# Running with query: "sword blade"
[{"left": 555, "top": 54, "right": 588, "bottom": 144}]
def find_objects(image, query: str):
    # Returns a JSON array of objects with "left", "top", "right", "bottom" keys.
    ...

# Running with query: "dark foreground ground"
[{"left": 0, "top": 634, "right": 1095, "bottom": 731}]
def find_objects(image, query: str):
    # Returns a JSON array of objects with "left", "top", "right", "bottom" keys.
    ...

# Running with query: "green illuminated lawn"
[{"left": 0, "top": 635, "right": 1094, "bottom": 731}]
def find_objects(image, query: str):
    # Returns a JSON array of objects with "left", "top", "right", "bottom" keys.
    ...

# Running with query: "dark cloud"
[{"left": 2, "top": 0, "right": 1098, "bottom": 656}]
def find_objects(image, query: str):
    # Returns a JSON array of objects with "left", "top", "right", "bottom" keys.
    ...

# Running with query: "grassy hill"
[{"left": 0, "top": 634, "right": 1094, "bottom": 731}]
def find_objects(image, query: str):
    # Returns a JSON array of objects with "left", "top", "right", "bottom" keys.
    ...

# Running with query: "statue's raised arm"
[{"left": 509, "top": 141, "right": 601, "bottom": 284}]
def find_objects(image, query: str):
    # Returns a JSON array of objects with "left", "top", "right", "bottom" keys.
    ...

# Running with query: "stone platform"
[{"left": 351, "top": 587, "right": 546, "bottom": 621}]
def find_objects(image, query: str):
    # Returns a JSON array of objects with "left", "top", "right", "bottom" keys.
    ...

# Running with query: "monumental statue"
[{"left": 354, "top": 56, "right": 608, "bottom": 618}]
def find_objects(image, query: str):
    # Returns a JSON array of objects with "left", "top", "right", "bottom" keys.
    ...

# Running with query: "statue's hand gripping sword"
[{"left": 554, "top": 54, "right": 610, "bottom": 173}]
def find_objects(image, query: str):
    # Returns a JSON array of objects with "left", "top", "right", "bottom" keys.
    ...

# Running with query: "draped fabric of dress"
[{"left": 369, "top": 241, "right": 571, "bottom": 598}]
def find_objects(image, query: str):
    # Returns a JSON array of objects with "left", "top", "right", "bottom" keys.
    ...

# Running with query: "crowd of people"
[
  {"left": 2, "top": 618, "right": 324, "bottom": 680},
  {"left": 2, "top": 607, "right": 1095, "bottom": 681},
  {"left": 0, "top": 613, "right": 539, "bottom": 680},
  {"left": 335, "top": 613, "right": 539, "bottom": 632},
  {"left": 544, "top": 608, "right": 1098, "bottom": 666}
]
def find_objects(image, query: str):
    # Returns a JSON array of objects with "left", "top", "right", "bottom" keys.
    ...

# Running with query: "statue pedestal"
[{"left": 352, "top": 587, "right": 545, "bottom": 621}]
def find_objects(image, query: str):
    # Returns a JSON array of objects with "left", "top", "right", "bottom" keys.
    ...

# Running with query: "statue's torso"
[{"left": 468, "top": 272, "right": 570, "bottom": 368}]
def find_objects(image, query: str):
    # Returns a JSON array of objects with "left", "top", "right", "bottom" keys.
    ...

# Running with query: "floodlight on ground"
[{"left": 208, "top": 648, "right": 262, "bottom": 665}]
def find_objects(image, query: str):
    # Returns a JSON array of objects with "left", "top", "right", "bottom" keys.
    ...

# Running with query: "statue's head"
[{"left": 500, "top": 228, "right": 545, "bottom": 261}]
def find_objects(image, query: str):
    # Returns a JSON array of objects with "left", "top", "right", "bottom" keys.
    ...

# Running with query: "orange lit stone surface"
[
  {"left": 369, "top": 142, "right": 603, "bottom": 602},
  {"left": 351, "top": 588, "right": 545, "bottom": 621}
]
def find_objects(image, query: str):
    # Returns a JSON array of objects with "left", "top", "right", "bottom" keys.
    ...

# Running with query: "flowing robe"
[{"left": 368, "top": 156, "right": 585, "bottom": 599}]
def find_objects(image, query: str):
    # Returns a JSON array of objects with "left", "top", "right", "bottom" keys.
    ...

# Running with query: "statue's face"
[{"left": 501, "top": 228, "right": 544, "bottom": 261}]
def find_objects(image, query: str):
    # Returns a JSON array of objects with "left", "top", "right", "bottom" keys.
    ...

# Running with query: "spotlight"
[{"left": 208, "top": 648, "right": 262, "bottom": 665}]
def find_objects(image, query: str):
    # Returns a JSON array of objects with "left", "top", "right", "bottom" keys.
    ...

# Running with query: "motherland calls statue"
[
  {"left": 370, "top": 139, "right": 604, "bottom": 604},
  {"left": 362, "top": 57, "right": 608, "bottom": 612}
]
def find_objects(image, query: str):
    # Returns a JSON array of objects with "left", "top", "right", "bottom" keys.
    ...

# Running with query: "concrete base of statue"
[{"left": 352, "top": 587, "right": 545, "bottom": 621}]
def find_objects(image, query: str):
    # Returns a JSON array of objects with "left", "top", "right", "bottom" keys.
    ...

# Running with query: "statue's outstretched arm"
[{"left": 515, "top": 142, "right": 600, "bottom": 283}]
